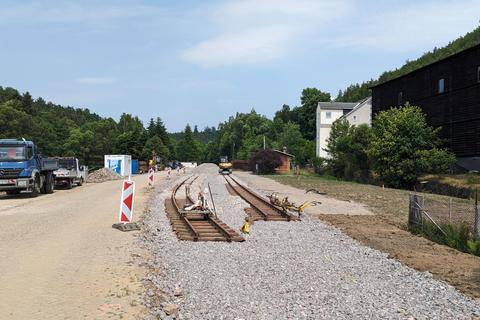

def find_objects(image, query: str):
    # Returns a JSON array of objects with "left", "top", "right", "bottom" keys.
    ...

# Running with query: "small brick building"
[{"left": 273, "top": 149, "right": 294, "bottom": 173}]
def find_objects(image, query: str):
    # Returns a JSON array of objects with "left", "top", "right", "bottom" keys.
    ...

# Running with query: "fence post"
[
  {"left": 449, "top": 197, "right": 452, "bottom": 222},
  {"left": 408, "top": 194, "right": 414, "bottom": 226},
  {"left": 475, "top": 189, "right": 480, "bottom": 239}
]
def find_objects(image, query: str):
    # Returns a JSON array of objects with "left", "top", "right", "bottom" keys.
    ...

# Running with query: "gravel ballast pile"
[
  {"left": 86, "top": 168, "right": 122, "bottom": 183},
  {"left": 140, "top": 164, "right": 480, "bottom": 320}
]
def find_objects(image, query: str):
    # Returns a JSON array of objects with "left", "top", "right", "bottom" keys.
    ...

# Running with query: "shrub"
[
  {"left": 409, "top": 220, "right": 479, "bottom": 257},
  {"left": 467, "top": 239, "right": 480, "bottom": 256},
  {"left": 249, "top": 149, "right": 282, "bottom": 174},
  {"left": 325, "top": 119, "right": 372, "bottom": 182},
  {"left": 311, "top": 157, "right": 328, "bottom": 174},
  {"left": 369, "top": 105, "right": 455, "bottom": 188}
]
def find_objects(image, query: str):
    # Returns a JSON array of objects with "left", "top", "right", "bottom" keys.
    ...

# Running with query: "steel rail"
[
  {"left": 224, "top": 174, "right": 268, "bottom": 220},
  {"left": 172, "top": 176, "right": 200, "bottom": 241},
  {"left": 224, "top": 174, "right": 293, "bottom": 221},
  {"left": 184, "top": 177, "right": 233, "bottom": 242}
]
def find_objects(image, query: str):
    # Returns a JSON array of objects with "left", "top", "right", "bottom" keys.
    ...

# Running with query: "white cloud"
[
  {"left": 182, "top": 0, "right": 480, "bottom": 67},
  {"left": 75, "top": 77, "right": 118, "bottom": 85},
  {"left": 182, "top": 25, "right": 296, "bottom": 67},
  {"left": 181, "top": 0, "right": 353, "bottom": 67},
  {"left": 334, "top": 0, "right": 480, "bottom": 52},
  {"left": 0, "top": 2, "right": 166, "bottom": 24}
]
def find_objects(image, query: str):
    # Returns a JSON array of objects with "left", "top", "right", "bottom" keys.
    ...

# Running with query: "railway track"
[
  {"left": 165, "top": 176, "right": 244, "bottom": 242},
  {"left": 223, "top": 174, "right": 297, "bottom": 221}
]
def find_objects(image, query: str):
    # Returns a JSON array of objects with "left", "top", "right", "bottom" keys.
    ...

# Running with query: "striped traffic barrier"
[
  {"left": 148, "top": 168, "right": 154, "bottom": 187},
  {"left": 120, "top": 179, "right": 135, "bottom": 222}
]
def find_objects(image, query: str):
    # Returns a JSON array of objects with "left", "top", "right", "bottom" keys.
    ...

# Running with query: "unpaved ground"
[
  {"left": 141, "top": 165, "right": 480, "bottom": 319},
  {"left": 242, "top": 172, "right": 480, "bottom": 300},
  {"left": 235, "top": 171, "right": 372, "bottom": 216},
  {"left": 0, "top": 172, "right": 160, "bottom": 319},
  {"left": 318, "top": 214, "right": 480, "bottom": 299}
]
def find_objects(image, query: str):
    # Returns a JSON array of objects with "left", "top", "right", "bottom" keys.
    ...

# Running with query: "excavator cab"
[{"left": 218, "top": 156, "right": 232, "bottom": 174}]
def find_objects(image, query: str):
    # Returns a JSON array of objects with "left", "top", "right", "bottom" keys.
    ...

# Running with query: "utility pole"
[{"left": 263, "top": 136, "right": 266, "bottom": 150}]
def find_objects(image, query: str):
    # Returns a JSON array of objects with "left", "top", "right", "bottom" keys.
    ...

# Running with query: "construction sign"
[
  {"left": 148, "top": 168, "right": 154, "bottom": 187},
  {"left": 119, "top": 179, "right": 135, "bottom": 223}
]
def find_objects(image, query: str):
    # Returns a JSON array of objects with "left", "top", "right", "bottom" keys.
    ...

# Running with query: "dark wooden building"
[{"left": 371, "top": 43, "right": 480, "bottom": 169}]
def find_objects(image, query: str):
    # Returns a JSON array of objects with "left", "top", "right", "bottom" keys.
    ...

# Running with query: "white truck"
[{"left": 51, "top": 157, "right": 87, "bottom": 189}]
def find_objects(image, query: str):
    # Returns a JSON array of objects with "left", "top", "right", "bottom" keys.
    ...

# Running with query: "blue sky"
[{"left": 0, "top": 0, "right": 478, "bottom": 132}]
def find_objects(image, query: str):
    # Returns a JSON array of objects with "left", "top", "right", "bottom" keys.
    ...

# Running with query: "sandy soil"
[
  {"left": 237, "top": 171, "right": 480, "bottom": 300},
  {"left": 0, "top": 172, "right": 161, "bottom": 319}
]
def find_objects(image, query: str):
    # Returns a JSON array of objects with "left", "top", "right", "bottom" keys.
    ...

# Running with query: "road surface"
[{"left": 0, "top": 173, "right": 156, "bottom": 319}]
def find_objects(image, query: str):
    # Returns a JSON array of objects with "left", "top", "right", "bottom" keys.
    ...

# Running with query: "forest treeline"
[
  {"left": 1, "top": 27, "right": 478, "bottom": 166},
  {"left": 336, "top": 26, "right": 480, "bottom": 102},
  {"left": 0, "top": 86, "right": 174, "bottom": 165}
]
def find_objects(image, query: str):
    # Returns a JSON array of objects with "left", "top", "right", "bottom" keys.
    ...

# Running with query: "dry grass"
[
  {"left": 421, "top": 173, "right": 480, "bottom": 189},
  {"left": 268, "top": 173, "right": 474, "bottom": 226}
]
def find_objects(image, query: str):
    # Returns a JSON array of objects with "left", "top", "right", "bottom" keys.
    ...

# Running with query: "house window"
[
  {"left": 353, "top": 115, "right": 357, "bottom": 122},
  {"left": 398, "top": 91, "right": 403, "bottom": 105},
  {"left": 325, "top": 112, "right": 331, "bottom": 119},
  {"left": 438, "top": 78, "right": 445, "bottom": 93}
]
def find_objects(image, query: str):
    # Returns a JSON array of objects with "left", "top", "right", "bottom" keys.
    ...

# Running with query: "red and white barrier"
[
  {"left": 148, "top": 168, "right": 155, "bottom": 187},
  {"left": 119, "top": 179, "right": 135, "bottom": 223}
]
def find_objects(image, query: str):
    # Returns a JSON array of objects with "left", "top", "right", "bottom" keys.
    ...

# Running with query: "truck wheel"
[
  {"left": 66, "top": 178, "right": 73, "bottom": 189},
  {"left": 30, "top": 176, "right": 41, "bottom": 197},
  {"left": 44, "top": 173, "right": 54, "bottom": 194},
  {"left": 77, "top": 178, "right": 83, "bottom": 186}
]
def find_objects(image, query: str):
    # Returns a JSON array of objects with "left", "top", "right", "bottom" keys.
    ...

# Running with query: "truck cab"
[
  {"left": 0, "top": 139, "right": 57, "bottom": 196},
  {"left": 52, "top": 157, "right": 87, "bottom": 188}
]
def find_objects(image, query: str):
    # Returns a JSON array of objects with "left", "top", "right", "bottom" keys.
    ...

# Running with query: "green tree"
[
  {"left": 293, "top": 88, "right": 331, "bottom": 140},
  {"left": 369, "top": 105, "right": 455, "bottom": 188},
  {"left": 176, "top": 124, "right": 200, "bottom": 161},
  {"left": 276, "top": 122, "right": 314, "bottom": 165},
  {"left": 337, "top": 26, "right": 480, "bottom": 102},
  {"left": 0, "top": 100, "right": 32, "bottom": 139},
  {"left": 142, "top": 135, "right": 169, "bottom": 161},
  {"left": 326, "top": 119, "right": 373, "bottom": 181},
  {"left": 63, "top": 128, "right": 95, "bottom": 164}
]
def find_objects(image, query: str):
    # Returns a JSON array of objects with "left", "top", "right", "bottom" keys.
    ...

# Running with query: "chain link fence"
[{"left": 409, "top": 192, "right": 480, "bottom": 239}]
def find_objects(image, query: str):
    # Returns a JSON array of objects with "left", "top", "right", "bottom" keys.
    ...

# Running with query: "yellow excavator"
[{"left": 218, "top": 156, "right": 232, "bottom": 174}]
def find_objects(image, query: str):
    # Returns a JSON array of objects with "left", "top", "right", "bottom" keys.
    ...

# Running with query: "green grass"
[{"left": 409, "top": 221, "right": 480, "bottom": 256}]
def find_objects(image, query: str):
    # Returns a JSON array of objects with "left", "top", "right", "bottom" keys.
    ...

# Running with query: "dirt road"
[{"left": 0, "top": 173, "right": 156, "bottom": 319}]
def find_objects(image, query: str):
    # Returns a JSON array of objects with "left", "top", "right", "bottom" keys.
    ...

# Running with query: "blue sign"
[{"left": 108, "top": 159, "right": 122, "bottom": 174}]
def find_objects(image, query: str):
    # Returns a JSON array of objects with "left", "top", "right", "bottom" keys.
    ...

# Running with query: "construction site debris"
[
  {"left": 306, "top": 188, "right": 327, "bottom": 195},
  {"left": 87, "top": 168, "right": 122, "bottom": 183}
]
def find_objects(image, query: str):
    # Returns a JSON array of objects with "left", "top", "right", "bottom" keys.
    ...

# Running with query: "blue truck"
[{"left": 0, "top": 139, "right": 58, "bottom": 196}]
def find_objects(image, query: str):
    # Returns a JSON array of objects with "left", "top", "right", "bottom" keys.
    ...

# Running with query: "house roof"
[
  {"left": 317, "top": 101, "right": 357, "bottom": 110},
  {"left": 341, "top": 97, "right": 371, "bottom": 118},
  {"left": 370, "top": 42, "right": 480, "bottom": 89},
  {"left": 272, "top": 149, "right": 294, "bottom": 158}
]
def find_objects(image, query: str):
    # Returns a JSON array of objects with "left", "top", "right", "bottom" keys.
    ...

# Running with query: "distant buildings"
[
  {"left": 315, "top": 98, "right": 372, "bottom": 158},
  {"left": 371, "top": 43, "right": 480, "bottom": 170},
  {"left": 272, "top": 149, "right": 294, "bottom": 173}
]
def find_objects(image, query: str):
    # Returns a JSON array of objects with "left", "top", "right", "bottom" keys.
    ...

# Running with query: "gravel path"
[{"left": 140, "top": 164, "right": 480, "bottom": 320}]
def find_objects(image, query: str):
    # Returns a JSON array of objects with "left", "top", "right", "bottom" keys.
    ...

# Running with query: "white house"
[
  {"left": 341, "top": 97, "right": 372, "bottom": 126},
  {"left": 316, "top": 101, "right": 356, "bottom": 158},
  {"left": 315, "top": 98, "right": 372, "bottom": 158}
]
